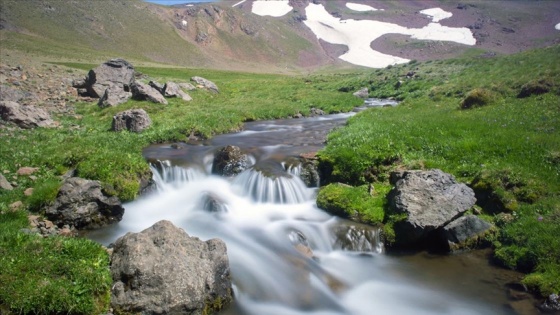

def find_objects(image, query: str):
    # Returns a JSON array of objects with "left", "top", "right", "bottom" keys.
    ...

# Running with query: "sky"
[{"left": 143, "top": 0, "right": 216, "bottom": 5}]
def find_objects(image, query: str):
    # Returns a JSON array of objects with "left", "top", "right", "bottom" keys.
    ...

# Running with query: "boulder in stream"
[
  {"left": 441, "top": 214, "right": 494, "bottom": 251},
  {"left": 212, "top": 145, "right": 251, "bottom": 177},
  {"left": 110, "top": 220, "right": 233, "bottom": 315}
]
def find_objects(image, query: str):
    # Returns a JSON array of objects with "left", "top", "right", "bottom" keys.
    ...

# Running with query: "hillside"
[{"left": 1, "top": 0, "right": 559, "bottom": 72}]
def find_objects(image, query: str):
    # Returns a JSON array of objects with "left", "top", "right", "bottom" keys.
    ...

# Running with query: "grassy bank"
[{"left": 317, "top": 45, "right": 560, "bottom": 296}]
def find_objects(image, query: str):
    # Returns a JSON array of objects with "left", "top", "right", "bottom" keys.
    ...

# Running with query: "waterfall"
[{"left": 232, "top": 168, "right": 312, "bottom": 204}]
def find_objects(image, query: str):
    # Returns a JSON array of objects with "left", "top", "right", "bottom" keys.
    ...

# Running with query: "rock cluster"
[{"left": 110, "top": 220, "right": 233, "bottom": 315}]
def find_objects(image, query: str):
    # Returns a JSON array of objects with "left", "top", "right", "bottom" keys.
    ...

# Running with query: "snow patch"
[
  {"left": 556, "top": 23, "right": 560, "bottom": 30},
  {"left": 303, "top": 3, "right": 475, "bottom": 68},
  {"left": 252, "top": 0, "right": 293, "bottom": 17},
  {"left": 346, "top": 3, "right": 380, "bottom": 12},
  {"left": 420, "top": 8, "right": 453, "bottom": 22},
  {"left": 181, "top": 20, "right": 187, "bottom": 27}
]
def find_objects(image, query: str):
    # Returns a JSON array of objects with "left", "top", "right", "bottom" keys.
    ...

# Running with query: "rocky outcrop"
[
  {"left": 441, "top": 214, "right": 493, "bottom": 251},
  {"left": 112, "top": 108, "right": 151, "bottom": 133},
  {"left": 388, "top": 169, "right": 476, "bottom": 246},
  {"left": 98, "top": 84, "right": 132, "bottom": 108},
  {"left": 164, "top": 81, "right": 192, "bottom": 101},
  {"left": 0, "top": 101, "right": 55, "bottom": 128},
  {"left": 45, "top": 177, "right": 124, "bottom": 229},
  {"left": 77, "top": 58, "right": 135, "bottom": 98},
  {"left": 131, "top": 81, "right": 168, "bottom": 104},
  {"left": 353, "top": 87, "right": 369, "bottom": 99},
  {"left": 212, "top": 145, "right": 250, "bottom": 177},
  {"left": 191, "top": 76, "right": 219, "bottom": 93},
  {"left": 110, "top": 220, "right": 233, "bottom": 315}
]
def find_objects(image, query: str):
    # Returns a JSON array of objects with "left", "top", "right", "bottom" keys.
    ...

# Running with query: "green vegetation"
[
  {"left": 317, "top": 45, "right": 560, "bottom": 296},
  {"left": 316, "top": 183, "right": 390, "bottom": 225},
  {"left": 0, "top": 211, "right": 111, "bottom": 314}
]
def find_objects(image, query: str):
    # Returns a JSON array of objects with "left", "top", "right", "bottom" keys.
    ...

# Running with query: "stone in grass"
[
  {"left": 0, "top": 101, "right": 55, "bottom": 129},
  {"left": 388, "top": 169, "right": 476, "bottom": 247},
  {"left": 112, "top": 109, "right": 151, "bottom": 133},
  {"left": 98, "top": 84, "right": 132, "bottom": 108},
  {"left": 131, "top": 81, "right": 168, "bottom": 104},
  {"left": 0, "top": 174, "right": 14, "bottom": 190},
  {"left": 191, "top": 76, "right": 219, "bottom": 93},
  {"left": 45, "top": 177, "right": 124, "bottom": 230},
  {"left": 110, "top": 220, "right": 233, "bottom": 315},
  {"left": 164, "top": 81, "right": 192, "bottom": 101}
]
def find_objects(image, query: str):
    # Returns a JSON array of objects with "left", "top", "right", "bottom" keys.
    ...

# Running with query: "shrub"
[
  {"left": 460, "top": 88, "right": 495, "bottom": 109},
  {"left": 517, "top": 78, "right": 554, "bottom": 98}
]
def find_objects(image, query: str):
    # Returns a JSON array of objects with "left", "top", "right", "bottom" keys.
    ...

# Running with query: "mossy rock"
[{"left": 316, "top": 183, "right": 387, "bottom": 225}]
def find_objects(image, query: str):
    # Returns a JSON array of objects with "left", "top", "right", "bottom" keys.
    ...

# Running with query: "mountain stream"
[{"left": 89, "top": 99, "right": 531, "bottom": 315}]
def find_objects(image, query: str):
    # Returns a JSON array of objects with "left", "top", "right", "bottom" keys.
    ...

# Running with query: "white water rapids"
[{"left": 89, "top": 99, "right": 519, "bottom": 315}]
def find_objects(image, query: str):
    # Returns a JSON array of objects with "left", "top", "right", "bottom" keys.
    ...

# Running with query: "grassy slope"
[{"left": 317, "top": 45, "right": 560, "bottom": 296}]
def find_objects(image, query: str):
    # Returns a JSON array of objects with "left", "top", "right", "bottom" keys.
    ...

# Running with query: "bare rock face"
[
  {"left": 98, "top": 84, "right": 132, "bottom": 108},
  {"left": 388, "top": 169, "right": 476, "bottom": 246},
  {"left": 191, "top": 76, "right": 219, "bottom": 93},
  {"left": 112, "top": 108, "right": 151, "bottom": 133},
  {"left": 0, "top": 100, "right": 55, "bottom": 128},
  {"left": 131, "top": 81, "right": 168, "bottom": 104},
  {"left": 84, "top": 59, "right": 135, "bottom": 98},
  {"left": 212, "top": 145, "right": 250, "bottom": 177},
  {"left": 45, "top": 177, "right": 124, "bottom": 229},
  {"left": 110, "top": 220, "right": 233, "bottom": 315}
]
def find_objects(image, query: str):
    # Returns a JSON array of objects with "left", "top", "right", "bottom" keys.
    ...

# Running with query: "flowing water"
[{"left": 89, "top": 99, "right": 534, "bottom": 315}]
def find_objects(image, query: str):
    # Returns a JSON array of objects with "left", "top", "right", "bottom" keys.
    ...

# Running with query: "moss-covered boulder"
[{"left": 316, "top": 183, "right": 385, "bottom": 225}]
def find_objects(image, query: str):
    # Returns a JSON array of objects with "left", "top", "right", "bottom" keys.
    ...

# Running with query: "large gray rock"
[
  {"left": 191, "top": 76, "right": 219, "bottom": 93},
  {"left": 441, "top": 214, "right": 493, "bottom": 251},
  {"left": 211, "top": 145, "right": 250, "bottom": 177},
  {"left": 0, "top": 84, "right": 37, "bottom": 103},
  {"left": 353, "top": 87, "right": 369, "bottom": 99},
  {"left": 0, "top": 101, "right": 55, "bottom": 128},
  {"left": 0, "top": 173, "right": 13, "bottom": 190},
  {"left": 98, "top": 84, "right": 132, "bottom": 108},
  {"left": 164, "top": 81, "right": 192, "bottom": 101},
  {"left": 45, "top": 177, "right": 124, "bottom": 229},
  {"left": 131, "top": 81, "right": 168, "bottom": 104},
  {"left": 84, "top": 59, "right": 135, "bottom": 98},
  {"left": 388, "top": 169, "right": 476, "bottom": 245},
  {"left": 110, "top": 220, "right": 233, "bottom": 315},
  {"left": 112, "top": 108, "right": 151, "bottom": 133}
]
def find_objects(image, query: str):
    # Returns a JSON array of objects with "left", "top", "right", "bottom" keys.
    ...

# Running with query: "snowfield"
[
  {"left": 248, "top": 1, "right": 476, "bottom": 68},
  {"left": 251, "top": 0, "right": 293, "bottom": 17},
  {"left": 346, "top": 3, "right": 380, "bottom": 12}
]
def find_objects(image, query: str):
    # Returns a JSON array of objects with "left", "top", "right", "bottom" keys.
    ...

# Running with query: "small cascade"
[
  {"left": 149, "top": 160, "right": 205, "bottom": 189},
  {"left": 233, "top": 168, "right": 312, "bottom": 204}
]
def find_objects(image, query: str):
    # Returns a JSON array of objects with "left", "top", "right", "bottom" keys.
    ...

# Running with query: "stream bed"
[{"left": 89, "top": 99, "right": 538, "bottom": 315}]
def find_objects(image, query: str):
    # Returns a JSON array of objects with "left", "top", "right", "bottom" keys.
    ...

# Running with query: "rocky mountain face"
[{"left": 0, "top": 0, "right": 559, "bottom": 72}]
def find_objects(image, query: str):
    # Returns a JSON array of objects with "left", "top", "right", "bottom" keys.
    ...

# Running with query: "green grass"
[
  {"left": 317, "top": 45, "right": 560, "bottom": 296},
  {"left": 0, "top": 211, "right": 111, "bottom": 314}
]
